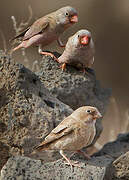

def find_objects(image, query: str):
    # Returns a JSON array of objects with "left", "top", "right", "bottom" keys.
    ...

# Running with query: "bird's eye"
[
  {"left": 65, "top": 12, "right": 69, "bottom": 16},
  {"left": 78, "top": 35, "right": 80, "bottom": 38},
  {"left": 86, "top": 110, "right": 91, "bottom": 113}
]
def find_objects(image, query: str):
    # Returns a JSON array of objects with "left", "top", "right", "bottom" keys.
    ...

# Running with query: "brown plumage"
[
  {"left": 57, "top": 29, "right": 95, "bottom": 71},
  {"left": 11, "top": 6, "right": 78, "bottom": 60},
  {"left": 34, "top": 106, "right": 102, "bottom": 171}
]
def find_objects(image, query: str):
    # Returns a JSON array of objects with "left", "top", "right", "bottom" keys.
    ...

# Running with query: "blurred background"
[{"left": 0, "top": 0, "right": 129, "bottom": 146}]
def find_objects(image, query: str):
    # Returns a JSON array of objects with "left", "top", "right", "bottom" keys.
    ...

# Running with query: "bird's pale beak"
[
  {"left": 92, "top": 111, "right": 102, "bottom": 120},
  {"left": 80, "top": 36, "right": 89, "bottom": 45},
  {"left": 96, "top": 112, "right": 102, "bottom": 119},
  {"left": 98, "top": 111, "right": 102, "bottom": 118},
  {"left": 70, "top": 15, "right": 78, "bottom": 23}
]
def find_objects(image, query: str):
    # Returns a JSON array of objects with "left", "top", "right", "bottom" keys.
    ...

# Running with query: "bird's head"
[
  {"left": 71, "top": 106, "right": 102, "bottom": 124},
  {"left": 55, "top": 6, "right": 78, "bottom": 27},
  {"left": 72, "top": 29, "right": 92, "bottom": 47}
]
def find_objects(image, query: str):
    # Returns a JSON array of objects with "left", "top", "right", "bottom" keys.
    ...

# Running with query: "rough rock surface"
[
  {"left": 37, "top": 53, "right": 111, "bottom": 146},
  {"left": 1, "top": 133, "right": 129, "bottom": 180},
  {"left": 38, "top": 53, "right": 111, "bottom": 113},
  {"left": 113, "top": 148, "right": 129, "bottom": 180},
  {"left": 0, "top": 155, "right": 114, "bottom": 180},
  {"left": 0, "top": 50, "right": 112, "bottom": 179},
  {"left": 0, "top": 50, "right": 111, "bottom": 170},
  {"left": 0, "top": 51, "right": 73, "bottom": 169},
  {"left": 94, "top": 133, "right": 129, "bottom": 180},
  {"left": 113, "top": 151, "right": 129, "bottom": 180}
]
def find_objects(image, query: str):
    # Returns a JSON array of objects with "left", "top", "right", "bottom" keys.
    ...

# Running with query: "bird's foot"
[
  {"left": 60, "top": 150, "right": 80, "bottom": 172},
  {"left": 40, "top": 51, "right": 59, "bottom": 62},
  {"left": 59, "top": 63, "right": 66, "bottom": 71},
  {"left": 79, "top": 68, "right": 89, "bottom": 75},
  {"left": 64, "top": 160, "right": 80, "bottom": 172}
]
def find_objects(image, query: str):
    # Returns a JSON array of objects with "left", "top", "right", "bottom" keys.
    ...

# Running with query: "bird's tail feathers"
[
  {"left": 10, "top": 27, "right": 30, "bottom": 42},
  {"left": 34, "top": 142, "right": 50, "bottom": 152}
]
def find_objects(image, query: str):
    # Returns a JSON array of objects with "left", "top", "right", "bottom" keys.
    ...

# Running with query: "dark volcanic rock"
[
  {"left": 112, "top": 151, "right": 129, "bottom": 180},
  {"left": 0, "top": 50, "right": 111, "bottom": 179},
  {"left": 38, "top": 53, "right": 111, "bottom": 113},
  {"left": 37, "top": 53, "right": 111, "bottom": 146},
  {"left": 0, "top": 51, "right": 128, "bottom": 180},
  {"left": 94, "top": 133, "right": 129, "bottom": 180},
  {"left": 1, "top": 133, "right": 129, "bottom": 180},
  {"left": 0, "top": 155, "right": 114, "bottom": 180},
  {"left": 0, "top": 51, "right": 73, "bottom": 169}
]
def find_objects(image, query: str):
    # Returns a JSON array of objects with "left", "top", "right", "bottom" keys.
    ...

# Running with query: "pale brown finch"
[{"left": 34, "top": 106, "right": 102, "bottom": 171}]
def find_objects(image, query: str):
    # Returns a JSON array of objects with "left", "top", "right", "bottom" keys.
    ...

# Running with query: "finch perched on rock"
[
  {"left": 34, "top": 106, "right": 102, "bottom": 171},
  {"left": 57, "top": 29, "right": 95, "bottom": 71},
  {"left": 11, "top": 6, "right": 78, "bottom": 60}
]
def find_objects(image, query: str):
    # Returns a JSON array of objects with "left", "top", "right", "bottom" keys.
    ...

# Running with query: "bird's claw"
[
  {"left": 40, "top": 51, "right": 59, "bottom": 62},
  {"left": 59, "top": 63, "right": 66, "bottom": 71},
  {"left": 64, "top": 160, "right": 80, "bottom": 172}
]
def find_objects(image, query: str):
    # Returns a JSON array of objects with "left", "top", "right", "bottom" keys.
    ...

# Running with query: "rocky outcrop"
[
  {"left": 37, "top": 53, "right": 111, "bottom": 146},
  {"left": 113, "top": 151, "right": 129, "bottom": 180},
  {"left": 94, "top": 133, "right": 129, "bottom": 180},
  {"left": 1, "top": 133, "right": 129, "bottom": 180},
  {"left": 0, "top": 50, "right": 112, "bottom": 179},
  {"left": 0, "top": 155, "right": 114, "bottom": 180},
  {"left": 38, "top": 53, "right": 111, "bottom": 113},
  {"left": 0, "top": 51, "right": 73, "bottom": 169}
]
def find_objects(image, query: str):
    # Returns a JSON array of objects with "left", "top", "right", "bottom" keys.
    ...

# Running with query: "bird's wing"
[
  {"left": 23, "top": 18, "right": 49, "bottom": 40},
  {"left": 35, "top": 117, "right": 75, "bottom": 150},
  {"left": 10, "top": 27, "right": 30, "bottom": 41},
  {"left": 11, "top": 17, "right": 49, "bottom": 42}
]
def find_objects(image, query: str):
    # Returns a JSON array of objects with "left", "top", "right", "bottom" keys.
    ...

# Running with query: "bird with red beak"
[
  {"left": 57, "top": 29, "right": 95, "bottom": 72},
  {"left": 11, "top": 6, "right": 78, "bottom": 60}
]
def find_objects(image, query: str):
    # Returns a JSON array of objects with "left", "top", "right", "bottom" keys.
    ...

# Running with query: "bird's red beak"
[
  {"left": 70, "top": 15, "right": 78, "bottom": 23},
  {"left": 80, "top": 36, "right": 89, "bottom": 45}
]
